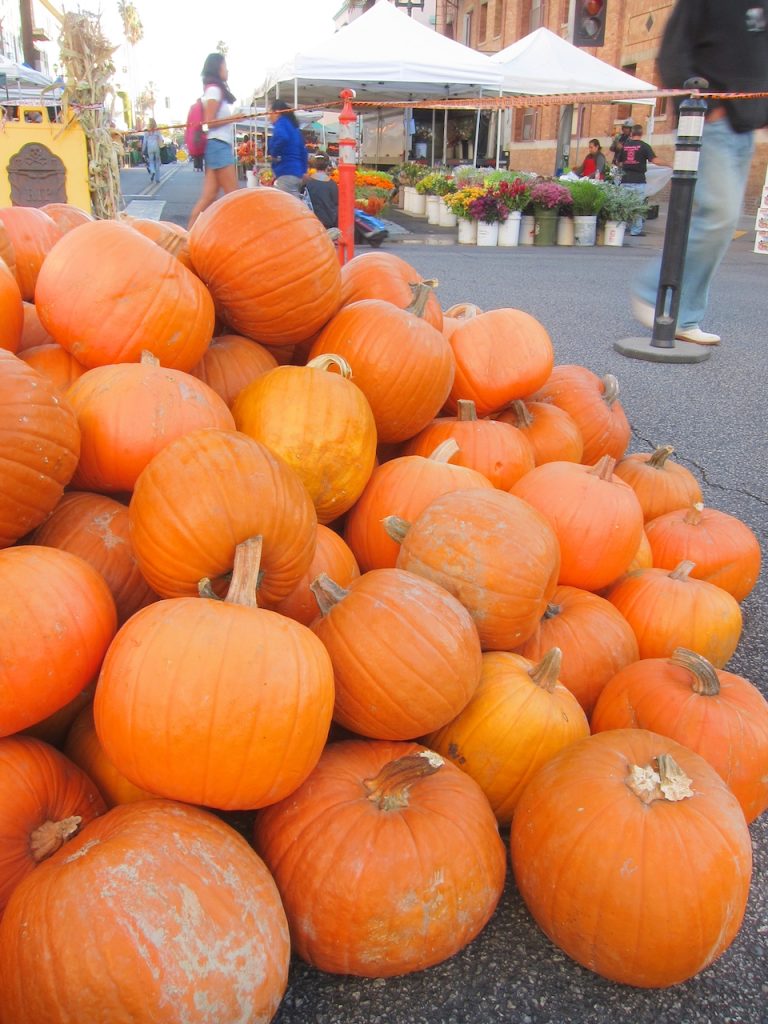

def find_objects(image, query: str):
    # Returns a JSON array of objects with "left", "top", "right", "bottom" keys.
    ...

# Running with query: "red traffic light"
[
  {"left": 584, "top": 0, "right": 604, "bottom": 14},
  {"left": 574, "top": 0, "right": 607, "bottom": 46}
]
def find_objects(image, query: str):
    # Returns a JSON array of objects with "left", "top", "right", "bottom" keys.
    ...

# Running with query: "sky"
[{"left": 97, "top": 0, "right": 342, "bottom": 120}]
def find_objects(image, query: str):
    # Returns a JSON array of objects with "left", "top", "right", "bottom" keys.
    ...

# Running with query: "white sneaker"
[
  {"left": 631, "top": 296, "right": 655, "bottom": 330},
  {"left": 675, "top": 327, "right": 721, "bottom": 346}
]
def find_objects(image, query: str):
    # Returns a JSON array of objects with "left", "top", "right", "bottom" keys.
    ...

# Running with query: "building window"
[
  {"left": 494, "top": 0, "right": 504, "bottom": 37},
  {"left": 463, "top": 9, "right": 474, "bottom": 45},
  {"left": 655, "top": 95, "right": 668, "bottom": 118},
  {"left": 529, "top": 0, "right": 547, "bottom": 32},
  {"left": 515, "top": 107, "right": 539, "bottom": 141},
  {"left": 479, "top": 1, "right": 488, "bottom": 42}
]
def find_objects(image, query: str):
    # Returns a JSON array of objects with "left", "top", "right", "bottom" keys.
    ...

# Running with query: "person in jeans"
[
  {"left": 268, "top": 100, "right": 308, "bottom": 197},
  {"left": 187, "top": 53, "right": 238, "bottom": 228},
  {"left": 142, "top": 119, "right": 162, "bottom": 183},
  {"left": 617, "top": 125, "right": 666, "bottom": 236},
  {"left": 631, "top": 0, "right": 768, "bottom": 346}
]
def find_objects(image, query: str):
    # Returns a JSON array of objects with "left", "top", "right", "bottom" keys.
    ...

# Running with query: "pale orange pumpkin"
[
  {"left": 339, "top": 250, "right": 443, "bottom": 330},
  {"left": 0, "top": 260, "right": 23, "bottom": 353},
  {"left": 494, "top": 399, "right": 584, "bottom": 465},
  {"left": 614, "top": 445, "right": 703, "bottom": 522},
  {"left": 272, "top": 525, "right": 360, "bottom": 626},
  {"left": 40, "top": 203, "right": 93, "bottom": 234},
  {"left": 18, "top": 343, "right": 86, "bottom": 393},
  {"left": 187, "top": 333, "right": 278, "bottom": 407},
  {"left": 0, "top": 206, "right": 61, "bottom": 300}
]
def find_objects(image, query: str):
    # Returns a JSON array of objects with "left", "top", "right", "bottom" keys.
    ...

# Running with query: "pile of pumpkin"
[{"left": 0, "top": 190, "right": 765, "bottom": 1023}]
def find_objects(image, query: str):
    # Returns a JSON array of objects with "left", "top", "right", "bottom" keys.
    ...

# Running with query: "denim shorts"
[{"left": 204, "top": 139, "right": 234, "bottom": 170}]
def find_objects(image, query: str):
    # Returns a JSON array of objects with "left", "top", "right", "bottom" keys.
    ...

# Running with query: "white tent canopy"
[
  {"left": 262, "top": 0, "right": 504, "bottom": 104},
  {"left": 0, "top": 58, "right": 60, "bottom": 107},
  {"left": 491, "top": 27, "right": 656, "bottom": 102}
]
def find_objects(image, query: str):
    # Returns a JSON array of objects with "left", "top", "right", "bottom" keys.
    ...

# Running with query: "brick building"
[{"left": 434, "top": 0, "right": 767, "bottom": 209}]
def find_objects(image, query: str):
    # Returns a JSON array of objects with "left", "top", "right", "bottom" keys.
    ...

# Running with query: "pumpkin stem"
[
  {"left": 198, "top": 578, "right": 221, "bottom": 600},
  {"left": 381, "top": 515, "right": 411, "bottom": 544},
  {"left": 29, "top": 816, "right": 82, "bottom": 863},
  {"left": 684, "top": 502, "right": 705, "bottom": 526},
  {"left": 588, "top": 455, "right": 616, "bottom": 480},
  {"left": 669, "top": 559, "right": 696, "bottom": 582},
  {"left": 456, "top": 399, "right": 478, "bottom": 422},
  {"left": 362, "top": 750, "right": 443, "bottom": 811},
  {"left": 139, "top": 350, "right": 160, "bottom": 367},
  {"left": 224, "top": 536, "right": 263, "bottom": 608},
  {"left": 406, "top": 281, "right": 437, "bottom": 319},
  {"left": 647, "top": 444, "right": 675, "bottom": 469},
  {"left": 306, "top": 353, "right": 353, "bottom": 379},
  {"left": 602, "top": 374, "right": 621, "bottom": 407},
  {"left": 528, "top": 648, "right": 562, "bottom": 693},
  {"left": 428, "top": 439, "right": 460, "bottom": 463},
  {"left": 506, "top": 400, "right": 534, "bottom": 429},
  {"left": 543, "top": 602, "right": 563, "bottom": 620},
  {"left": 310, "top": 573, "right": 349, "bottom": 616},
  {"left": 626, "top": 754, "right": 693, "bottom": 805},
  {"left": 670, "top": 647, "right": 721, "bottom": 696}
]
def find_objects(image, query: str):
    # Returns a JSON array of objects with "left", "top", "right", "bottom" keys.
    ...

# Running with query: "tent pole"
[
  {"left": 431, "top": 108, "right": 436, "bottom": 167},
  {"left": 473, "top": 87, "right": 482, "bottom": 168},
  {"left": 294, "top": 79, "right": 298, "bottom": 110},
  {"left": 554, "top": 104, "right": 573, "bottom": 176},
  {"left": 443, "top": 108, "right": 448, "bottom": 166},
  {"left": 495, "top": 88, "right": 502, "bottom": 169}
]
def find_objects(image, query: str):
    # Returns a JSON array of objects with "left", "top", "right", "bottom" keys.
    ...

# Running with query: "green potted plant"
[
  {"left": 599, "top": 184, "right": 650, "bottom": 246},
  {"left": 528, "top": 181, "right": 573, "bottom": 247},
  {"left": 563, "top": 179, "right": 607, "bottom": 246},
  {"left": 416, "top": 171, "right": 454, "bottom": 225},
  {"left": 396, "top": 161, "right": 429, "bottom": 215}
]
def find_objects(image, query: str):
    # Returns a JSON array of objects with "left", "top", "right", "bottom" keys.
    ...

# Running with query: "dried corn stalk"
[{"left": 58, "top": 11, "right": 122, "bottom": 220}]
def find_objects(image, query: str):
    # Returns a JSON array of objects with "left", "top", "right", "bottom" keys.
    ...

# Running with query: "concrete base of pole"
[{"left": 613, "top": 337, "right": 712, "bottom": 364}]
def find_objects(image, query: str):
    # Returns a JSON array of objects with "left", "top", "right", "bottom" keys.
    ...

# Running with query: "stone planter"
[
  {"left": 557, "top": 216, "right": 575, "bottom": 246},
  {"left": 498, "top": 211, "right": 522, "bottom": 247},
  {"left": 534, "top": 208, "right": 558, "bottom": 246},
  {"left": 457, "top": 218, "right": 477, "bottom": 244},
  {"left": 476, "top": 221, "right": 499, "bottom": 247},
  {"left": 573, "top": 215, "right": 598, "bottom": 246},
  {"left": 604, "top": 220, "right": 627, "bottom": 246},
  {"left": 438, "top": 198, "right": 457, "bottom": 228},
  {"left": 519, "top": 215, "right": 536, "bottom": 245},
  {"left": 426, "top": 195, "right": 441, "bottom": 225}
]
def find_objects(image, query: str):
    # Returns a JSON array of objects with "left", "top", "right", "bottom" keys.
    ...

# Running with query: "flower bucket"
[
  {"left": 403, "top": 186, "right": 417, "bottom": 213},
  {"left": 426, "top": 195, "right": 441, "bottom": 225},
  {"left": 457, "top": 218, "right": 477, "bottom": 244},
  {"left": 411, "top": 192, "right": 427, "bottom": 217},
  {"left": 245, "top": 170, "right": 257, "bottom": 189},
  {"left": 476, "top": 221, "right": 499, "bottom": 247},
  {"left": 573, "top": 215, "right": 598, "bottom": 246},
  {"left": 439, "top": 198, "right": 457, "bottom": 228},
  {"left": 604, "top": 220, "right": 627, "bottom": 247},
  {"left": 498, "top": 211, "right": 521, "bottom": 247},
  {"left": 557, "top": 217, "right": 575, "bottom": 246},
  {"left": 519, "top": 215, "right": 536, "bottom": 245},
  {"left": 534, "top": 208, "right": 558, "bottom": 246}
]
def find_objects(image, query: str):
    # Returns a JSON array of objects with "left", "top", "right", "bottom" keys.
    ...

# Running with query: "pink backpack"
[{"left": 184, "top": 99, "right": 207, "bottom": 158}]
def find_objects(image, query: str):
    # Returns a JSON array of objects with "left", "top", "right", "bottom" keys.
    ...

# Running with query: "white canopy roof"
[
  {"left": 491, "top": 28, "right": 656, "bottom": 101},
  {"left": 0, "top": 59, "right": 60, "bottom": 106},
  {"left": 262, "top": 0, "right": 504, "bottom": 104}
]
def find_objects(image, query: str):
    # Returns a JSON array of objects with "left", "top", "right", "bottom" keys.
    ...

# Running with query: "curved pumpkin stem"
[
  {"left": 140, "top": 350, "right": 160, "bottom": 367},
  {"left": 684, "top": 502, "right": 705, "bottom": 526},
  {"left": 669, "top": 559, "right": 696, "bottom": 582},
  {"left": 647, "top": 444, "right": 675, "bottom": 469},
  {"left": 306, "top": 353, "right": 353, "bottom": 379},
  {"left": 589, "top": 455, "right": 616, "bottom": 480},
  {"left": 310, "top": 573, "right": 349, "bottom": 616},
  {"left": 444, "top": 302, "right": 481, "bottom": 320},
  {"left": 456, "top": 400, "right": 478, "bottom": 422},
  {"left": 406, "top": 281, "right": 438, "bottom": 319},
  {"left": 670, "top": 647, "right": 720, "bottom": 696},
  {"left": 363, "top": 750, "right": 443, "bottom": 811},
  {"left": 428, "top": 439, "right": 460, "bottom": 463},
  {"left": 528, "top": 648, "right": 563, "bottom": 693},
  {"left": 505, "top": 400, "right": 533, "bottom": 429},
  {"left": 30, "top": 815, "right": 82, "bottom": 863},
  {"left": 626, "top": 754, "right": 693, "bottom": 805},
  {"left": 602, "top": 374, "right": 621, "bottom": 408},
  {"left": 381, "top": 515, "right": 411, "bottom": 544},
  {"left": 223, "top": 536, "right": 263, "bottom": 608}
]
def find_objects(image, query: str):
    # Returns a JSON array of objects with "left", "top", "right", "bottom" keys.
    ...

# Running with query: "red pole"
[{"left": 337, "top": 89, "right": 357, "bottom": 265}]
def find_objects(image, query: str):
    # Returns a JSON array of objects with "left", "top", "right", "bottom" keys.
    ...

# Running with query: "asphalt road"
[{"left": 125, "top": 164, "right": 768, "bottom": 1023}]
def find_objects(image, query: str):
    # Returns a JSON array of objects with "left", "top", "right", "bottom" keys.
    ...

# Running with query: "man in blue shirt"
[{"left": 268, "top": 100, "right": 308, "bottom": 197}]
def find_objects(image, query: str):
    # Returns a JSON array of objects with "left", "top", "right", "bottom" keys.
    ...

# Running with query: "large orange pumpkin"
[
  {"left": 0, "top": 735, "right": 105, "bottom": 916},
  {"left": 40, "top": 202, "right": 94, "bottom": 233},
  {"left": 129, "top": 428, "right": 317, "bottom": 602},
  {"left": 494, "top": 399, "right": 584, "bottom": 465},
  {"left": 607, "top": 560, "right": 742, "bottom": 667},
  {"left": 515, "top": 585, "right": 639, "bottom": 718},
  {"left": 189, "top": 187, "right": 341, "bottom": 345},
  {"left": 0, "top": 546, "right": 116, "bottom": 736},
  {"left": 0, "top": 350, "right": 80, "bottom": 548},
  {"left": 254, "top": 740, "right": 506, "bottom": 977},
  {"left": 35, "top": 220, "right": 214, "bottom": 370},
  {"left": 95, "top": 537, "right": 334, "bottom": 809},
  {"left": 511, "top": 455, "right": 645, "bottom": 592},
  {"left": 344, "top": 440, "right": 493, "bottom": 571},
  {"left": 0, "top": 260, "right": 23, "bottom": 353},
  {"left": 0, "top": 206, "right": 61, "bottom": 300},
  {"left": 391, "top": 487, "right": 560, "bottom": 650},
  {"left": 308, "top": 290, "right": 455, "bottom": 443},
  {"left": 510, "top": 730, "right": 752, "bottom": 987},
  {"left": 272, "top": 524, "right": 360, "bottom": 626},
  {"left": 18, "top": 300, "right": 53, "bottom": 351},
  {"left": 339, "top": 250, "right": 443, "bottom": 330},
  {"left": 18, "top": 343, "right": 86, "bottom": 393},
  {"left": 531, "top": 365, "right": 631, "bottom": 465},
  {"left": 31, "top": 491, "right": 157, "bottom": 625},
  {"left": 232, "top": 354, "right": 377, "bottom": 524},
  {"left": 645, "top": 501, "right": 761, "bottom": 602},
  {"left": 188, "top": 333, "right": 278, "bottom": 407},
  {"left": 0, "top": 800, "right": 291, "bottom": 1024},
  {"left": 425, "top": 649, "right": 589, "bottom": 824},
  {"left": 445, "top": 308, "right": 554, "bottom": 416},
  {"left": 591, "top": 648, "right": 768, "bottom": 823},
  {"left": 126, "top": 218, "right": 193, "bottom": 270},
  {"left": 310, "top": 568, "right": 482, "bottom": 739},
  {"left": 65, "top": 351, "right": 235, "bottom": 493},
  {"left": 402, "top": 399, "right": 535, "bottom": 489},
  {"left": 614, "top": 444, "right": 703, "bottom": 522}
]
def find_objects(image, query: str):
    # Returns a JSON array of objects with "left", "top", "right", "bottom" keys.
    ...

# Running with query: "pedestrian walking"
[
  {"left": 268, "top": 99, "right": 308, "bottom": 198},
  {"left": 631, "top": 0, "right": 768, "bottom": 346},
  {"left": 617, "top": 125, "right": 667, "bottom": 236},
  {"left": 142, "top": 119, "right": 162, "bottom": 183},
  {"left": 187, "top": 52, "right": 238, "bottom": 229}
]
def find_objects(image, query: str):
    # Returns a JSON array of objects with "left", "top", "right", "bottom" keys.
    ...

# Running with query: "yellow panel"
[{"left": 0, "top": 106, "right": 91, "bottom": 213}]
